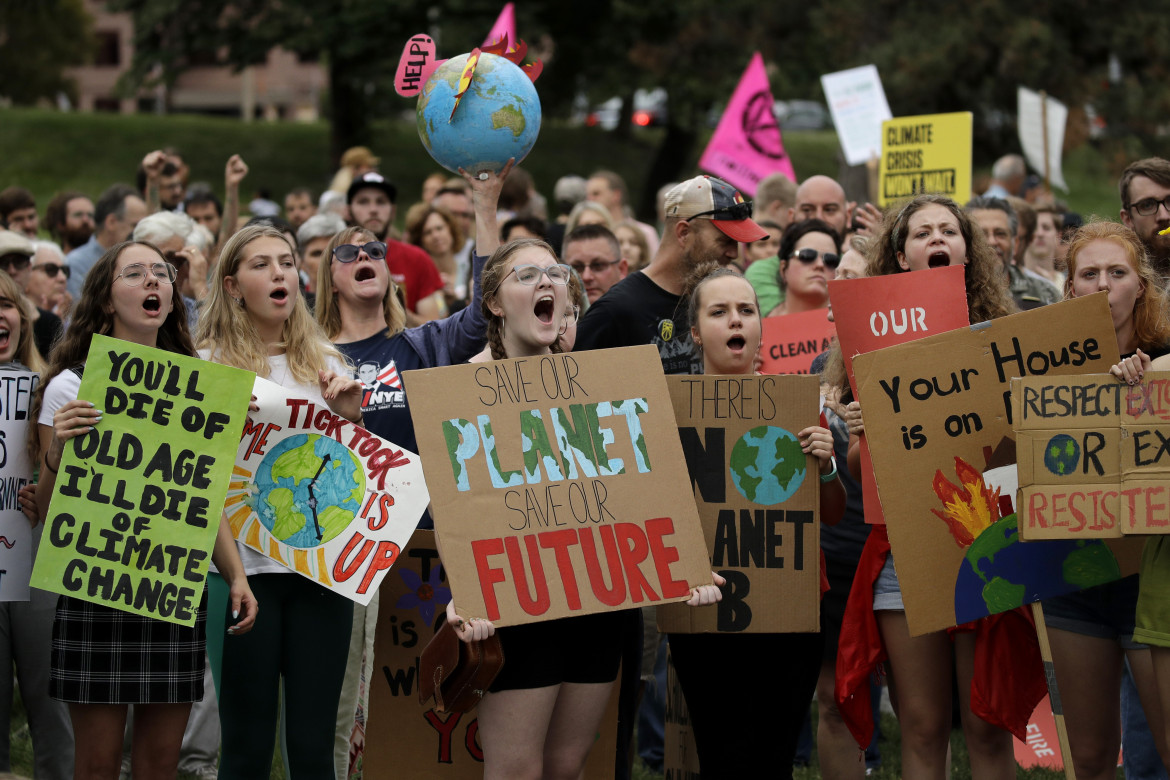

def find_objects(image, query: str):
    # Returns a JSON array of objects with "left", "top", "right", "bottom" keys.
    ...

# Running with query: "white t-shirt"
[
  {"left": 38, "top": 369, "right": 82, "bottom": 428},
  {"left": 200, "top": 349, "right": 348, "bottom": 577}
]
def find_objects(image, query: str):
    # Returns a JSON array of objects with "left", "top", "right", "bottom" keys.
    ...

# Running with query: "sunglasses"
[
  {"left": 35, "top": 262, "right": 70, "bottom": 279},
  {"left": 332, "top": 242, "right": 387, "bottom": 263},
  {"left": 0, "top": 255, "right": 31, "bottom": 272},
  {"left": 790, "top": 247, "right": 840, "bottom": 270},
  {"left": 685, "top": 201, "right": 753, "bottom": 222}
]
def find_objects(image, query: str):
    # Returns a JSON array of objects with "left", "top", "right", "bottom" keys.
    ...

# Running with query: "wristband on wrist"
[{"left": 820, "top": 456, "right": 838, "bottom": 484}]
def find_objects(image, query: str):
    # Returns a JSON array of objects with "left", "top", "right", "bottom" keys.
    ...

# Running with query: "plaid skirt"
[{"left": 50, "top": 589, "right": 208, "bottom": 704}]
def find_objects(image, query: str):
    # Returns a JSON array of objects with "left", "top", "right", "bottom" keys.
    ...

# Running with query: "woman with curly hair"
[{"left": 835, "top": 194, "right": 1018, "bottom": 780}]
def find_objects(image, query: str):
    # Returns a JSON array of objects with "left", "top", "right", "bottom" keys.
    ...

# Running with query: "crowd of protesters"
[{"left": 2, "top": 142, "right": 1170, "bottom": 780}]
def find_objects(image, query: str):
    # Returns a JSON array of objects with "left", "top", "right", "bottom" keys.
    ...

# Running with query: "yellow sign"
[{"left": 878, "top": 112, "right": 972, "bottom": 207}]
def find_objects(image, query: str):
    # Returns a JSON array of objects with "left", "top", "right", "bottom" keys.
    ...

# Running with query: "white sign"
[
  {"left": 1018, "top": 87, "right": 1068, "bottom": 192},
  {"left": 0, "top": 368, "right": 38, "bottom": 601},
  {"left": 226, "top": 377, "right": 430, "bottom": 605},
  {"left": 821, "top": 65, "right": 893, "bottom": 166}
]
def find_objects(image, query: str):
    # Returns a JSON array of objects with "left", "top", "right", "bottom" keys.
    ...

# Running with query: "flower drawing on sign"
[
  {"left": 395, "top": 565, "right": 451, "bottom": 626},
  {"left": 931, "top": 456, "right": 1001, "bottom": 549}
]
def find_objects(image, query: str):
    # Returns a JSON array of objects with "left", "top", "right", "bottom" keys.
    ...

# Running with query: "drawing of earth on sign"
[
  {"left": 1043, "top": 434, "right": 1080, "bottom": 476},
  {"left": 729, "top": 426, "right": 806, "bottom": 505},
  {"left": 251, "top": 434, "right": 365, "bottom": 549},
  {"left": 931, "top": 457, "right": 1121, "bottom": 624}
]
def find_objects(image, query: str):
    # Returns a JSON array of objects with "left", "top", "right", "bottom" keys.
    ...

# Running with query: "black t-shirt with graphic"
[{"left": 574, "top": 271, "right": 702, "bottom": 375}]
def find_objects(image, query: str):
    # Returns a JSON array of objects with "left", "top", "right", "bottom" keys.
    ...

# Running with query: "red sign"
[
  {"left": 759, "top": 309, "right": 835, "bottom": 375},
  {"left": 827, "top": 265, "right": 970, "bottom": 523}
]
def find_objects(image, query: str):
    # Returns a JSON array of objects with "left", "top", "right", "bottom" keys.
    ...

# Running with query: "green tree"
[{"left": 0, "top": 0, "right": 94, "bottom": 106}]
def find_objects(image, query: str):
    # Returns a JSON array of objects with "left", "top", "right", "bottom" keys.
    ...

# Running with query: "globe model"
[
  {"left": 252, "top": 434, "right": 365, "bottom": 549},
  {"left": 728, "top": 425, "right": 806, "bottom": 505},
  {"left": 416, "top": 52, "right": 541, "bottom": 174},
  {"left": 1044, "top": 433, "right": 1080, "bottom": 476},
  {"left": 953, "top": 513, "right": 1120, "bottom": 624}
]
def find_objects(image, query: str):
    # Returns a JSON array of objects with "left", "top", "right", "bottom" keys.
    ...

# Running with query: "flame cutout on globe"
[{"left": 930, "top": 456, "right": 1002, "bottom": 548}]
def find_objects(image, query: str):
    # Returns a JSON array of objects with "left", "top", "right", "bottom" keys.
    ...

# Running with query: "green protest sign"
[{"left": 31, "top": 335, "right": 254, "bottom": 626}]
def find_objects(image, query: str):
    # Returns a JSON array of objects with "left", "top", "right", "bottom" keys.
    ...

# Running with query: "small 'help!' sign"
[{"left": 33, "top": 335, "right": 254, "bottom": 626}]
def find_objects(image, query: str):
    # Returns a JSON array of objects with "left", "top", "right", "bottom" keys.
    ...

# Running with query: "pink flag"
[
  {"left": 483, "top": 3, "right": 516, "bottom": 47},
  {"left": 699, "top": 52, "right": 795, "bottom": 197}
]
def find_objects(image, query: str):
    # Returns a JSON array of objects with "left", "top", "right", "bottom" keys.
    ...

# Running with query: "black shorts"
[
  {"left": 489, "top": 609, "right": 628, "bottom": 691},
  {"left": 821, "top": 554, "right": 859, "bottom": 661}
]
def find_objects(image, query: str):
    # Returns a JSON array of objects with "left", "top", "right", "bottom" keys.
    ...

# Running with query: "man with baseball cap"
[
  {"left": 346, "top": 172, "right": 446, "bottom": 323},
  {"left": 576, "top": 174, "right": 768, "bottom": 374}
]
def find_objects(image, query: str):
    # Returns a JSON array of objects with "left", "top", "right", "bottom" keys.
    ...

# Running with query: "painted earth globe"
[
  {"left": 416, "top": 52, "right": 541, "bottom": 174},
  {"left": 728, "top": 425, "right": 806, "bottom": 505},
  {"left": 252, "top": 434, "right": 364, "bottom": 549}
]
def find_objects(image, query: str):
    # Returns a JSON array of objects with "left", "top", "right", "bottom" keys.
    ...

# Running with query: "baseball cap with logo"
[
  {"left": 0, "top": 230, "right": 35, "bottom": 259},
  {"left": 347, "top": 172, "right": 398, "bottom": 205},
  {"left": 664, "top": 175, "right": 769, "bottom": 242}
]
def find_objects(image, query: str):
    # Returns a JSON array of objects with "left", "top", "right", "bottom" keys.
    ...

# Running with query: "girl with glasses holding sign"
[
  {"left": 31, "top": 243, "right": 258, "bottom": 780},
  {"left": 197, "top": 225, "right": 363, "bottom": 779},
  {"left": 314, "top": 163, "right": 506, "bottom": 779}
]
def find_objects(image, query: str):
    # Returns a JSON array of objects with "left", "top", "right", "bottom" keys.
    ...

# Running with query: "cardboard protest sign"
[
  {"left": 32, "top": 335, "right": 252, "bottom": 625},
  {"left": 878, "top": 112, "right": 973, "bottom": 207},
  {"left": 364, "top": 530, "right": 618, "bottom": 780},
  {"left": 0, "top": 367, "right": 39, "bottom": 601},
  {"left": 852, "top": 294, "right": 1141, "bottom": 635},
  {"left": 759, "top": 310, "right": 834, "bottom": 375},
  {"left": 1015, "top": 371, "right": 1170, "bottom": 537},
  {"left": 658, "top": 375, "right": 820, "bottom": 633},
  {"left": 403, "top": 346, "right": 713, "bottom": 627},
  {"left": 699, "top": 52, "right": 795, "bottom": 196},
  {"left": 828, "top": 265, "right": 970, "bottom": 524},
  {"left": 224, "top": 377, "right": 429, "bottom": 606},
  {"left": 820, "top": 65, "right": 893, "bottom": 167}
]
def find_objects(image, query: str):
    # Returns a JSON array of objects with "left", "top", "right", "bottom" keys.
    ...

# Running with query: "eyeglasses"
[
  {"left": 114, "top": 262, "right": 177, "bottom": 286},
  {"left": 332, "top": 242, "right": 388, "bottom": 263},
  {"left": 790, "top": 247, "right": 841, "bottom": 270},
  {"left": 34, "top": 262, "right": 70, "bottom": 279},
  {"left": 685, "top": 201, "right": 753, "bottom": 222},
  {"left": 568, "top": 259, "right": 621, "bottom": 275},
  {"left": 1128, "top": 196, "right": 1170, "bottom": 217},
  {"left": 504, "top": 264, "right": 572, "bottom": 286},
  {"left": 0, "top": 255, "right": 31, "bottom": 272}
]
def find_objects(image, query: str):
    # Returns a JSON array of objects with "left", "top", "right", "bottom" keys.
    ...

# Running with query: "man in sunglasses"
[
  {"left": 0, "top": 230, "right": 63, "bottom": 357},
  {"left": 346, "top": 172, "right": 445, "bottom": 324},
  {"left": 562, "top": 224, "right": 628, "bottom": 304},
  {"left": 29, "top": 241, "right": 73, "bottom": 319},
  {"left": 1119, "top": 157, "right": 1170, "bottom": 285}
]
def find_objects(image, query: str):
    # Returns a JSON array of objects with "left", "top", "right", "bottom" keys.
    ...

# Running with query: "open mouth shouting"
[
  {"left": 927, "top": 250, "right": 950, "bottom": 268},
  {"left": 534, "top": 294, "right": 555, "bottom": 324},
  {"left": 270, "top": 286, "right": 290, "bottom": 305},
  {"left": 143, "top": 293, "right": 162, "bottom": 315},
  {"left": 355, "top": 265, "right": 378, "bottom": 283},
  {"left": 0, "top": 326, "right": 10, "bottom": 354}
]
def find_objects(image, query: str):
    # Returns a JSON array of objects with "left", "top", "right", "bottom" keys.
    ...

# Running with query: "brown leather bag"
[{"left": 418, "top": 619, "right": 505, "bottom": 713}]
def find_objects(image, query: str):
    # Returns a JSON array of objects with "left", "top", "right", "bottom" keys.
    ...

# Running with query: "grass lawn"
[{"left": 0, "top": 107, "right": 1128, "bottom": 228}]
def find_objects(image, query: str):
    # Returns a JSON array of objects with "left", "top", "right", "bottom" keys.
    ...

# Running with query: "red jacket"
[{"left": 833, "top": 525, "right": 1047, "bottom": 749}]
